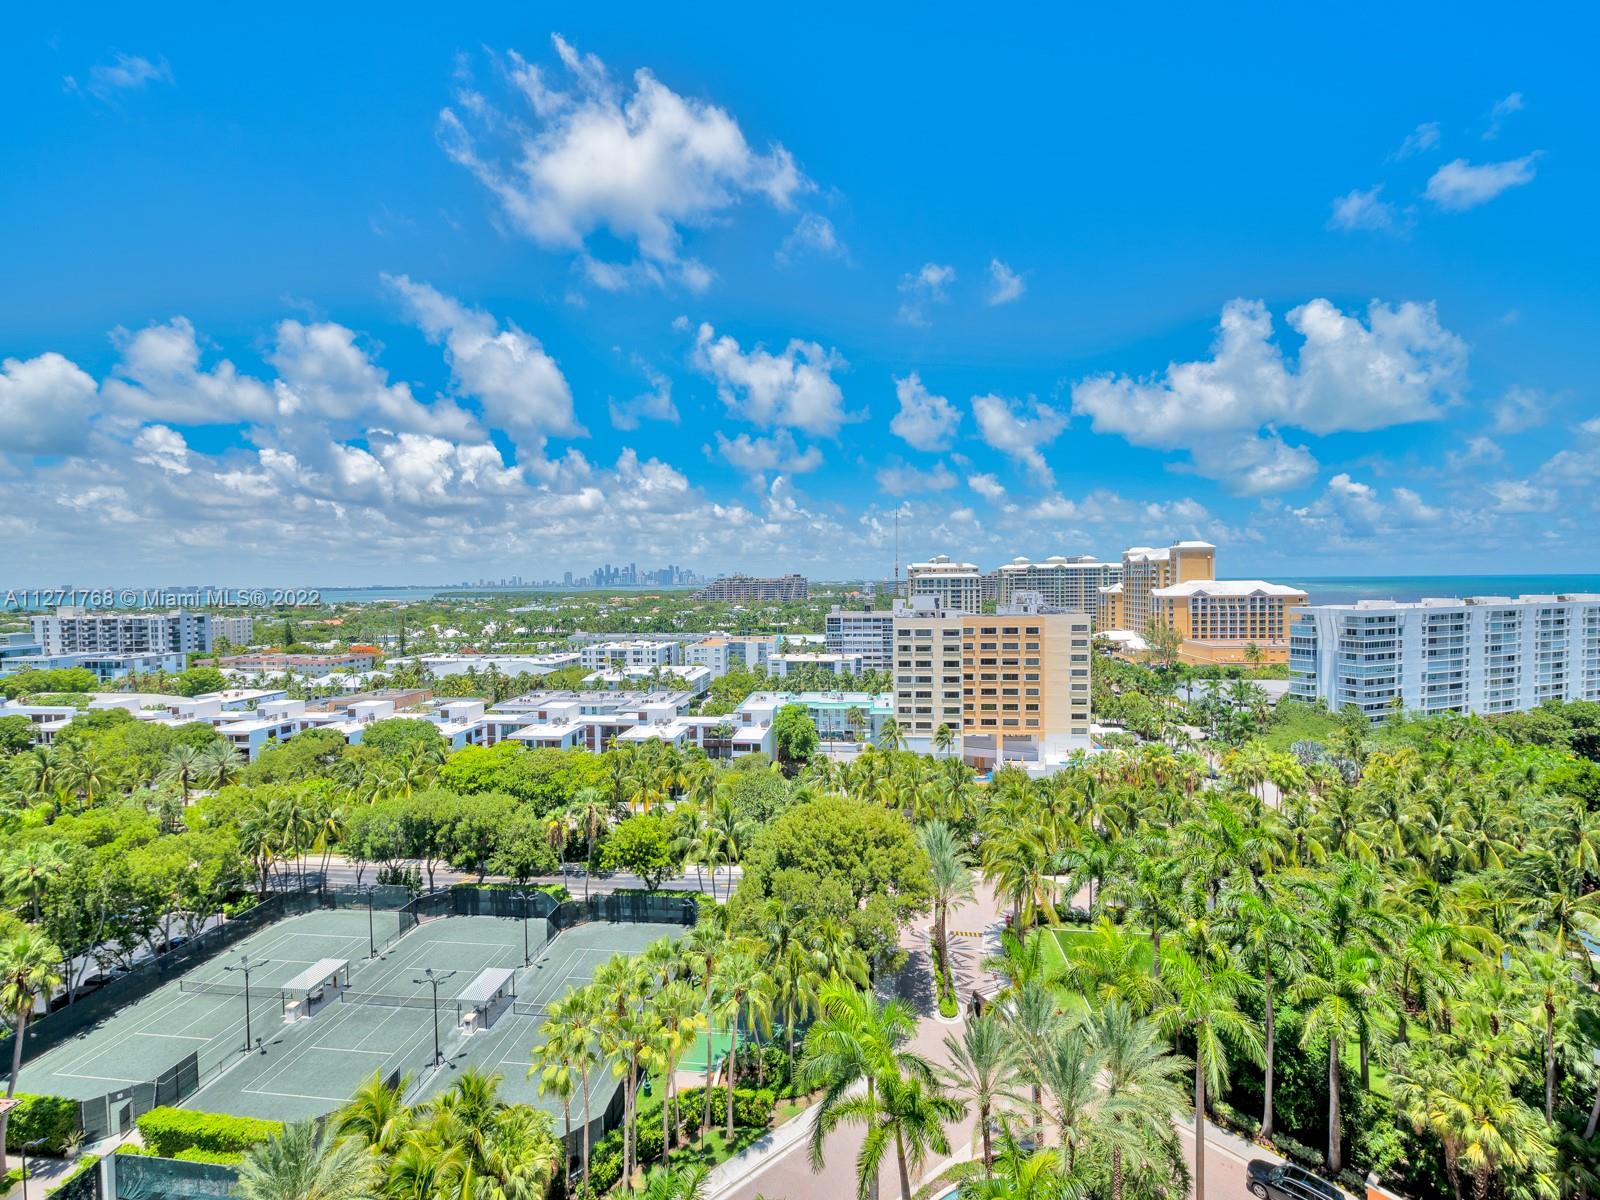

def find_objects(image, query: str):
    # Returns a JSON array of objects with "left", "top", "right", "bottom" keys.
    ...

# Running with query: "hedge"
[
  {"left": 4, "top": 1093, "right": 80, "bottom": 1154},
  {"left": 45, "top": 1154, "right": 99, "bottom": 1196},
  {"left": 135, "top": 1108, "right": 282, "bottom": 1158},
  {"left": 172, "top": 1148, "right": 245, "bottom": 1166}
]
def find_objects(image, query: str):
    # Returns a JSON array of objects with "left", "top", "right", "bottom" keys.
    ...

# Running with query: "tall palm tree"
[
  {"left": 1090, "top": 1002, "right": 1190, "bottom": 1200},
  {"left": 197, "top": 738, "right": 244, "bottom": 791},
  {"left": 158, "top": 743, "right": 206, "bottom": 804},
  {"left": 1, "top": 927, "right": 63, "bottom": 1175},
  {"left": 932, "top": 723, "right": 956, "bottom": 757},
  {"left": 939, "top": 1011, "right": 1025, "bottom": 1171},
  {"left": 802, "top": 980, "right": 931, "bottom": 1200},
  {"left": 1215, "top": 881, "right": 1305, "bottom": 1139},
  {"left": 540, "top": 987, "right": 602, "bottom": 1196},
  {"left": 637, "top": 1162, "right": 712, "bottom": 1200},
  {"left": 1033, "top": 1023, "right": 1101, "bottom": 1171},
  {"left": 918, "top": 820, "right": 975, "bottom": 987},
  {"left": 831, "top": 1070, "right": 963, "bottom": 1200},
  {"left": 570, "top": 786, "right": 612, "bottom": 899},
  {"left": 1291, "top": 935, "right": 1381, "bottom": 1175},
  {"left": 1, "top": 842, "right": 65, "bottom": 921},
  {"left": 1150, "top": 951, "right": 1263, "bottom": 1200},
  {"left": 234, "top": 1121, "right": 377, "bottom": 1200}
]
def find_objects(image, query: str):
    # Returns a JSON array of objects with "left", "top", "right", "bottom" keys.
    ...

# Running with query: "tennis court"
[{"left": 14, "top": 908, "right": 399, "bottom": 1103}]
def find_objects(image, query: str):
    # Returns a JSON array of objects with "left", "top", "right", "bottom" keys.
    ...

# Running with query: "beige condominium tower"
[{"left": 1096, "top": 540, "right": 1306, "bottom": 665}]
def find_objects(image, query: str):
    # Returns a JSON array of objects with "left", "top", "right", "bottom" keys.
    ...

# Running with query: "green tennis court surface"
[
  {"left": 19, "top": 907, "right": 679, "bottom": 1128},
  {"left": 15, "top": 908, "right": 395, "bottom": 1101},
  {"left": 679, "top": 1027, "right": 736, "bottom": 1073}
]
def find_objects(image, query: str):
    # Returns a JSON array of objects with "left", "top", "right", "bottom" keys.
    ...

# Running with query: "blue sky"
[{"left": 2, "top": 5, "right": 1596, "bottom": 585}]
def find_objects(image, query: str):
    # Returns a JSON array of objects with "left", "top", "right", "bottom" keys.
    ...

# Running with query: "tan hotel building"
[{"left": 1097, "top": 540, "right": 1306, "bottom": 665}]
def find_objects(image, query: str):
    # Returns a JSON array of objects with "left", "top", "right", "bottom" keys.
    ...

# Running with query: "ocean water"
[{"left": 1275, "top": 574, "right": 1600, "bottom": 607}]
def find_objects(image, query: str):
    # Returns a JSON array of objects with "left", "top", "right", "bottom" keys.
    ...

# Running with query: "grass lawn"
[
  {"left": 1255, "top": 705, "right": 1345, "bottom": 752},
  {"left": 1038, "top": 924, "right": 1098, "bottom": 971}
]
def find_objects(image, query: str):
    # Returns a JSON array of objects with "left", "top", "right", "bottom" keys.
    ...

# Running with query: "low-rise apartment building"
[
  {"left": 1289, "top": 593, "right": 1600, "bottom": 720},
  {"left": 0, "top": 649, "right": 186, "bottom": 681},
  {"left": 31, "top": 607, "right": 214, "bottom": 656},
  {"left": 218, "top": 652, "right": 376, "bottom": 677},
  {"left": 770, "top": 651, "right": 865, "bottom": 678},
  {"left": 692, "top": 574, "right": 808, "bottom": 602},
  {"left": 684, "top": 635, "right": 780, "bottom": 678}
]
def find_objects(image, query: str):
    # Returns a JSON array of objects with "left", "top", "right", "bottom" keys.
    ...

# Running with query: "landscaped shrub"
[
  {"left": 5, "top": 1093, "right": 80, "bottom": 1153},
  {"left": 135, "top": 1108, "right": 282, "bottom": 1158},
  {"left": 171, "top": 1147, "right": 244, "bottom": 1166}
]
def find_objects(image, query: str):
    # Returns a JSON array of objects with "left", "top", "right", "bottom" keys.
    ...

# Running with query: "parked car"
[{"left": 1247, "top": 1160, "right": 1342, "bottom": 1200}]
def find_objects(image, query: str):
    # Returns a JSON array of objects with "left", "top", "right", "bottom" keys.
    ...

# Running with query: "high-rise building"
[
  {"left": 891, "top": 598, "right": 966, "bottom": 753},
  {"left": 961, "top": 593, "right": 1093, "bottom": 769},
  {"left": 905, "top": 555, "right": 983, "bottom": 613},
  {"left": 692, "top": 574, "right": 809, "bottom": 602},
  {"left": 825, "top": 605, "right": 897, "bottom": 673},
  {"left": 1290, "top": 593, "right": 1600, "bottom": 720},
  {"left": 998, "top": 555, "right": 1121, "bottom": 610},
  {"left": 1150, "top": 581, "right": 1307, "bottom": 665},
  {"left": 31, "top": 607, "right": 214, "bottom": 656},
  {"left": 1097, "top": 541, "right": 1217, "bottom": 635}
]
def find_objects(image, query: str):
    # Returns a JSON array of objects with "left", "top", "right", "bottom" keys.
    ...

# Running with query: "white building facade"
[
  {"left": 1289, "top": 594, "right": 1600, "bottom": 720},
  {"left": 31, "top": 608, "right": 213, "bottom": 656},
  {"left": 996, "top": 556, "right": 1121, "bottom": 610},
  {"left": 825, "top": 606, "right": 897, "bottom": 673},
  {"left": 905, "top": 555, "right": 983, "bottom": 613}
]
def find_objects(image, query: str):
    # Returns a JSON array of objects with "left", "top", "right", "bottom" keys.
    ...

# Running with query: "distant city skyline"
[{"left": 1, "top": 8, "right": 1595, "bottom": 584}]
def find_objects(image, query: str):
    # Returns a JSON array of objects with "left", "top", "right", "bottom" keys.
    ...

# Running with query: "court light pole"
[
  {"left": 413, "top": 968, "right": 457, "bottom": 1067},
  {"left": 20, "top": 1138, "right": 47, "bottom": 1200},
  {"left": 514, "top": 890, "right": 533, "bottom": 966},
  {"left": 223, "top": 956, "right": 268, "bottom": 1053},
  {"left": 363, "top": 885, "right": 377, "bottom": 958}
]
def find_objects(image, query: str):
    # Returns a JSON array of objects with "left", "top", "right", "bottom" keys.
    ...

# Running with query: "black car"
[{"left": 1247, "top": 1160, "right": 1342, "bottom": 1200}]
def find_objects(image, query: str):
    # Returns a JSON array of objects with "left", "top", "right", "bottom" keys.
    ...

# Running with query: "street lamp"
[
  {"left": 413, "top": 968, "right": 457, "bottom": 1067},
  {"left": 513, "top": 890, "right": 534, "bottom": 966},
  {"left": 362, "top": 885, "right": 377, "bottom": 959},
  {"left": 223, "top": 956, "right": 268, "bottom": 1052},
  {"left": 20, "top": 1138, "right": 47, "bottom": 1200}
]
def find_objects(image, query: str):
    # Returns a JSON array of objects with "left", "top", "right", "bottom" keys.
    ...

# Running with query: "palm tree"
[
  {"left": 1090, "top": 1002, "right": 1190, "bottom": 1200},
  {"left": 1215, "top": 882, "right": 1305, "bottom": 1139},
  {"left": 802, "top": 980, "right": 931, "bottom": 1200},
  {"left": 918, "top": 820, "right": 974, "bottom": 987},
  {"left": 876, "top": 717, "right": 907, "bottom": 752},
  {"left": 197, "top": 738, "right": 244, "bottom": 791},
  {"left": 772, "top": 940, "right": 823, "bottom": 1083},
  {"left": 1, "top": 842, "right": 65, "bottom": 921},
  {"left": 1150, "top": 951, "right": 1263, "bottom": 1200},
  {"left": 831, "top": 1070, "right": 963, "bottom": 1200},
  {"left": 646, "top": 980, "right": 705, "bottom": 1162},
  {"left": 234, "top": 1121, "right": 377, "bottom": 1200},
  {"left": 540, "top": 988, "right": 602, "bottom": 1196},
  {"left": 1291, "top": 934, "right": 1381, "bottom": 1175},
  {"left": 1033, "top": 1022, "right": 1100, "bottom": 1170},
  {"left": 336, "top": 1070, "right": 411, "bottom": 1156},
  {"left": 158, "top": 743, "right": 206, "bottom": 804},
  {"left": 637, "top": 1162, "right": 711, "bottom": 1200},
  {"left": 939, "top": 1011, "right": 1025, "bottom": 1171},
  {"left": 1, "top": 927, "right": 63, "bottom": 1175},
  {"left": 932, "top": 722, "right": 956, "bottom": 757},
  {"left": 570, "top": 787, "right": 612, "bottom": 899},
  {"left": 1513, "top": 941, "right": 1579, "bottom": 1122}
]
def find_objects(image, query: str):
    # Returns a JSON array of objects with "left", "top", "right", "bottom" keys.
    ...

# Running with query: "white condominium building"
[
  {"left": 997, "top": 556, "right": 1121, "bottom": 610},
  {"left": 1289, "top": 594, "right": 1600, "bottom": 721},
  {"left": 578, "top": 640, "right": 683, "bottom": 671},
  {"left": 825, "top": 606, "right": 897, "bottom": 673},
  {"left": 906, "top": 555, "right": 983, "bottom": 613},
  {"left": 31, "top": 607, "right": 214, "bottom": 656},
  {"left": 212, "top": 616, "right": 255, "bottom": 646}
]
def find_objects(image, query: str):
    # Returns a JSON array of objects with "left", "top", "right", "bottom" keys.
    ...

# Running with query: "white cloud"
[
  {"left": 1389, "top": 121, "right": 1440, "bottom": 161},
  {"left": 876, "top": 461, "right": 957, "bottom": 496},
  {"left": 777, "top": 214, "right": 846, "bottom": 265},
  {"left": 1328, "top": 185, "right": 1400, "bottom": 233},
  {"left": 71, "top": 53, "right": 173, "bottom": 101},
  {"left": 690, "top": 322, "right": 854, "bottom": 436},
  {"left": 438, "top": 36, "right": 808, "bottom": 291},
  {"left": 131, "top": 425, "right": 191, "bottom": 475},
  {"left": 0, "top": 353, "right": 99, "bottom": 455},
  {"left": 1446, "top": 435, "right": 1504, "bottom": 469},
  {"left": 968, "top": 473, "right": 1006, "bottom": 501},
  {"left": 971, "top": 393, "right": 1068, "bottom": 483},
  {"left": 986, "top": 259, "right": 1025, "bottom": 306},
  {"left": 270, "top": 319, "right": 479, "bottom": 438},
  {"left": 608, "top": 367, "right": 679, "bottom": 430},
  {"left": 1483, "top": 92, "right": 1524, "bottom": 140},
  {"left": 1425, "top": 155, "right": 1540, "bottom": 211},
  {"left": 897, "top": 263, "right": 955, "bottom": 326},
  {"left": 1291, "top": 473, "right": 1442, "bottom": 536},
  {"left": 889, "top": 373, "right": 960, "bottom": 451},
  {"left": 1490, "top": 385, "right": 1545, "bottom": 434},
  {"left": 385, "top": 274, "right": 582, "bottom": 449},
  {"left": 713, "top": 430, "right": 823, "bottom": 476},
  {"left": 1070, "top": 297, "right": 1466, "bottom": 493},
  {"left": 1487, "top": 479, "right": 1556, "bottom": 513},
  {"left": 102, "top": 318, "right": 277, "bottom": 425}
]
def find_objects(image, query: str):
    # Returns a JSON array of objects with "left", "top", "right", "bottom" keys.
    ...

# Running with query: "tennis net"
[
  {"left": 341, "top": 989, "right": 462, "bottom": 1017},
  {"left": 178, "top": 979, "right": 250, "bottom": 998},
  {"left": 511, "top": 1001, "right": 552, "bottom": 1020}
]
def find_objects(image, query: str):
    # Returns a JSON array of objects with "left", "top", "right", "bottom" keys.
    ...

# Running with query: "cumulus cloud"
[
  {"left": 971, "top": 393, "right": 1068, "bottom": 483},
  {"left": 875, "top": 461, "right": 958, "bottom": 495},
  {"left": 889, "top": 373, "right": 960, "bottom": 451},
  {"left": 438, "top": 36, "right": 808, "bottom": 290},
  {"left": 712, "top": 430, "right": 823, "bottom": 476},
  {"left": 1291, "top": 473, "right": 1443, "bottom": 536},
  {"left": 608, "top": 366, "right": 679, "bottom": 431},
  {"left": 1070, "top": 297, "right": 1466, "bottom": 494},
  {"left": 270, "top": 319, "right": 480, "bottom": 438},
  {"left": 986, "top": 259, "right": 1025, "bottom": 305},
  {"left": 1489, "top": 385, "right": 1546, "bottom": 434},
  {"left": 897, "top": 263, "right": 955, "bottom": 326},
  {"left": 1425, "top": 155, "right": 1540, "bottom": 211},
  {"left": 968, "top": 473, "right": 1006, "bottom": 501},
  {"left": 102, "top": 318, "right": 277, "bottom": 425},
  {"left": 777, "top": 213, "right": 846, "bottom": 265},
  {"left": 1328, "top": 185, "right": 1401, "bottom": 233},
  {"left": 690, "top": 322, "right": 854, "bottom": 436},
  {"left": 0, "top": 352, "right": 99, "bottom": 455},
  {"left": 1487, "top": 479, "right": 1556, "bottom": 513},
  {"left": 385, "top": 274, "right": 582, "bottom": 448},
  {"left": 130, "top": 425, "right": 191, "bottom": 475}
]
